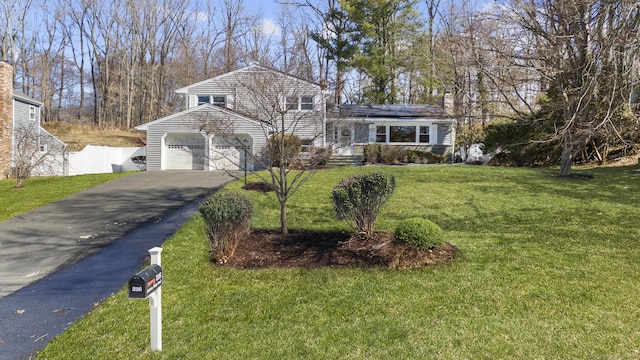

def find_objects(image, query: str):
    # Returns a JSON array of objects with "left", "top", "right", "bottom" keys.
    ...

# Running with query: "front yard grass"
[
  {"left": 37, "top": 165, "right": 640, "bottom": 359},
  {"left": 0, "top": 173, "right": 129, "bottom": 222}
]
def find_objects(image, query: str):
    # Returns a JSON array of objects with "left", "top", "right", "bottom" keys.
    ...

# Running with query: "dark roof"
[
  {"left": 12, "top": 90, "right": 42, "bottom": 106},
  {"left": 339, "top": 104, "right": 445, "bottom": 118}
]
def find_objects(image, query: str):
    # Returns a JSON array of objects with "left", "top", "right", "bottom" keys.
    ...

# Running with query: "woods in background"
[{"left": 1, "top": 0, "right": 638, "bottom": 171}]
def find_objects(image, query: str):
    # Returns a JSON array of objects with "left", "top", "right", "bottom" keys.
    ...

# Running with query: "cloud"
[
  {"left": 193, "top": 11, "right": 209, "bottom": 23},
  {"left": 259, "top": 18, "right": 281, "bottom": 37}
]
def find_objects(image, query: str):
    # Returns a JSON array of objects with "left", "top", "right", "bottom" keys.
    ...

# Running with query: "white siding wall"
[
  {"left": 182, "top": 67, "right": 325, "bottom": 146},
  {"left": 145, "top": 107, "right": 269, "bottom": 171},
  {"left": 436, "top": 122, "right": 454, "bottom": 145},
  {"left": 147, "top": 114, "right": 203, "bottom": 170}
]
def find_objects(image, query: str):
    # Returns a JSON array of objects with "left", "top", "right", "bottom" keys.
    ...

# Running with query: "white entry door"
[{"left": 333, "top": 125, "right": 353, "bottom": 155}]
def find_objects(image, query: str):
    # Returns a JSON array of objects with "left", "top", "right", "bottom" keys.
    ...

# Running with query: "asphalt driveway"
[{"left": 0, "top": 170, "right": 233, "bottom": 359}]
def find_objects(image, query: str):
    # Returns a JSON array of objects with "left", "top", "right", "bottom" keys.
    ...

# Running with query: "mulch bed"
[{"left": 219, "top": 230, "right": 459, "bottom": 269}]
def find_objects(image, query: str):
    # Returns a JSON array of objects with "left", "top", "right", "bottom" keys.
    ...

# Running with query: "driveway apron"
[{"left": 0, "top": 170, "right": 232, "bottom": 359}]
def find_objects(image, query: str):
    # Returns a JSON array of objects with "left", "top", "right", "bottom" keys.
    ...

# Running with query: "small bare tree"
[
  {"left": 12, "top": 123, "right": 65, "bottom": 187},
  {"left": 197, "top": 66, "right": 329, "bottom": 234}
]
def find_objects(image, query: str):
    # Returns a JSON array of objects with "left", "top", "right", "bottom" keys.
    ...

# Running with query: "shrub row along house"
[
  {"left": 136, "top": 64, "right": 456, "bottom": 171},
  {"left": 0, "top": 61, "right": 65, "bottom": 183}
]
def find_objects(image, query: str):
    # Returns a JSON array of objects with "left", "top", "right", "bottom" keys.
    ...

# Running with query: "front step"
[{"left": 327, "top": 155, "right": 363, "bottom": 167}]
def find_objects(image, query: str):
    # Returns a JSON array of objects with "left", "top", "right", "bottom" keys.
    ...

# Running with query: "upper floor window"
[
  {"left": 212, "top": 96, "right": 226, "bottom": 107},
  {"left": 286, "top": 95, "right": 314, "bottom": 111},
  {"left": 197, "top": 95, "right": 226, "bottom": 107},
  {"left": 29, "top": 105, "right": 36, "bottom": 121},
  {"left": 197, "top": 95, "right": 209, "bottom": 105},
  {"left": 285, "top": 96, "right": 299, "bottom": 110},
  {"left": 300, "top": 96, "right": 314, "bottom": 110}
]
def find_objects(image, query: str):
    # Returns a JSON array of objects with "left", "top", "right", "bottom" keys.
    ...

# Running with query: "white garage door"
[
  {"left": 164, "top": 133, "right": 205, "bottom": 170},
  {"left": 210, "top": 145, "right": 240, "bottom": 170}
]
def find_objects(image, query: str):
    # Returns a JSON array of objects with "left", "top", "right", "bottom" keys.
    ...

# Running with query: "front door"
[{"left": 333, "top": 125, "right": 353, "bottom": 155}]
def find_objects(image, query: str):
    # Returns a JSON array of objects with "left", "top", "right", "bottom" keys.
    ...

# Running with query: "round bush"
[
  {"left": 394, "top": 218, "right": 443, "bottom": 249},
  {"left": 199, "top": 192, "right": 253, "bottom": 225},
  {"left": 332, "top": 172, "right": 396, "bottom": 237},
  {"left": 199, "top": 192, "right": 253, "bottom": 263}
]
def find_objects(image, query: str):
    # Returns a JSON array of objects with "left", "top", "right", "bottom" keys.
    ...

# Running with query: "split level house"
[
  {"left": 0, "top": 61, "right": 66, "bottom": 178},
  {"left": 136, "top": 64, "right": 456, "bottom": 171}
]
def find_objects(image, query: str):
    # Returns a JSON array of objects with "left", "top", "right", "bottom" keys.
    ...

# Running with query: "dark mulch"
[
  {"left": 220, "top": 230, "right": 459, "bottom": 269},
  {"left": 242, "top": 182, "right": 276, "bottom": 192}
]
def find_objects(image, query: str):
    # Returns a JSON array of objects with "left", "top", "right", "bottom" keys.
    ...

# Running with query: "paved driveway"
[
  {"left": 0, "top": 170, "right": 231, "bottom": 297},
  {"left": 0, "top": 170, "right": 233, "bottom": 359}
]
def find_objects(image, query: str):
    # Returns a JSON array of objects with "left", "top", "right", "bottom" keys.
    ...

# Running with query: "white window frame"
[
  {"left": 373, "top": 123, "right": 437, "bottom": 145},
  {"left": 29, "top": 105, "right": 36, "bottom": 121},
  {"left": 285, "top": 95, "right": 314, "bottom": 111},
  {"left": 197, "top": 95, "right": 210, "bottom": 106},
  {"left": 212, "top": 95, "right": 226, "bottom": 107},
  {"left": 285, "top": 96, "right": 299, "bottom": 111},
  {"left": 197, "top": 95, "right": 227, "bottom": 107},
  {"left": 419, "top": 126, "right": 430, "bottom": 143},
  {"left": 376, "top": 125, "right": 387, "bottom": 143},
  {"left": 300, "top": 96, "right": 314, "bottom": 110}
]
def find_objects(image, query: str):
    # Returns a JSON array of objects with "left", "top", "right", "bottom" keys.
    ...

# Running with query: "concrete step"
[{"left": 327, "top": 155, "right": 363, "bottom": 167}]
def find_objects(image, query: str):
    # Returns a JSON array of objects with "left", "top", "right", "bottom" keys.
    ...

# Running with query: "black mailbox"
[{"left": 128, "top": 264, "right": 162, "bottom": 299}]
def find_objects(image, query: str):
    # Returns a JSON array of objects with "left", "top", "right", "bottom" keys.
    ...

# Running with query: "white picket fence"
[{"left": 66, "top": 145, "right": 146, "bottom": 175}]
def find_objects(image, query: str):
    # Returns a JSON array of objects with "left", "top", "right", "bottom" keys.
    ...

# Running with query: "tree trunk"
[
  {"left": 280, "top": 199, "right": 288, "bottom": 235},
  {"left": 559, "top": 133, "right": 573, "bottom": 176}
]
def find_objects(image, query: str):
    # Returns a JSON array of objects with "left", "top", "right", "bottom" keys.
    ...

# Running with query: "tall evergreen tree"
[
  {"left": 342, "top": 0, "right": 422, "bottom": 104},
  {"left": 307, "top": 0, "right": 358, "bottom": 105}
]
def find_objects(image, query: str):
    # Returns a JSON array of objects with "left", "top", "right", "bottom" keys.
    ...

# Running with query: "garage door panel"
[
  {"left": 164, "top": 134, "right": 205, "bottom": 170},
  {"left": 210, "top": 145, "right": 240, "bottom": 170}
]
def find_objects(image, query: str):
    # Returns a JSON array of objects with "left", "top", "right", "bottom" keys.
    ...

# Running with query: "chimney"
[
  {"left": 443, "top": 90, "right": 454, "bottom": 115},
  {"left": 0, "top": 61, "right": 13, "bottom": 176}
]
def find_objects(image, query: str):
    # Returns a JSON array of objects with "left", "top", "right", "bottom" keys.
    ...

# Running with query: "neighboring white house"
[
  {"left": 0, "top": 61, "right": 66, "bottom": 178},
  {"left": 136, "top": 64, "right": 457, "bottom": 171}
]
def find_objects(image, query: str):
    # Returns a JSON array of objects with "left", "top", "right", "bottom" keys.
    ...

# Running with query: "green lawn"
[
  {"left": 0, "top": 173, "right": 129, "bottom": 222},
  {"left": 37, "top": 165, "right": 640, "bottom": 359}
]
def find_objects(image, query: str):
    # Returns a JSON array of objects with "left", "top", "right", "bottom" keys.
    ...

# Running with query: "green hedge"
[
  {"left": 394, "top": 217, "right": 443, "bottom": 249},
  {"left": 332, "top": 172, "right": 396, "bottom": 238},
  {"left": 199, "top": 192, "right": 253, "bottom": 263}
]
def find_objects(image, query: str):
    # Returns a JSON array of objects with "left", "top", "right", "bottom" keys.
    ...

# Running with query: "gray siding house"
[
  {"left": 0, "top": 61, "right": 66, "bottom": 177},
  {"left": 327, "top": 104, "right": 456, "bottom": 158},
  {"left": 136, "top": 64, "right": 456, "bottom": 171},
  {"left": 137, "top": 64, "right": 326, "bottom": 171}
]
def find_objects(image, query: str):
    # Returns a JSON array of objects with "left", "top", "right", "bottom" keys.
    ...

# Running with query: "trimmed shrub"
[
  {"left": 363, "top": 145, "right": 445, "bottom": 165},
  {"left": 380, "top": 146, "right": 408, "bottom": 164},
  {"left": 332, "top": 172, "right": 396, "bottom": 238},
  {"left": 268, "top": 134, "right": 303, "bottom": 167},
  {"left": 199, "top": 192, "right": 253, "bottom": 263},
  {"left": 394, "top": 217, "right": 443, "bottom": 249},
  {"left": 307, "top": 145, "right": 332, "bottom": 167},
  {"left": 406, "top": 151, "right": 419, "bottom": 163},
  {"left": 363, "top": 144, "right": 382, "bottom": 164},
  {"left": 406, "top": 150, "right": 446, "bottom": 164}
]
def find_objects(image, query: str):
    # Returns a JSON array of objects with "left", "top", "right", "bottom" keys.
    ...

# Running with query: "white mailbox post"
[
  {"left": 148, "top": 247, "right": 162, "bottom": 351},
  {"left": 128, "top": 247, "right": 163, "bottom": 351}
]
